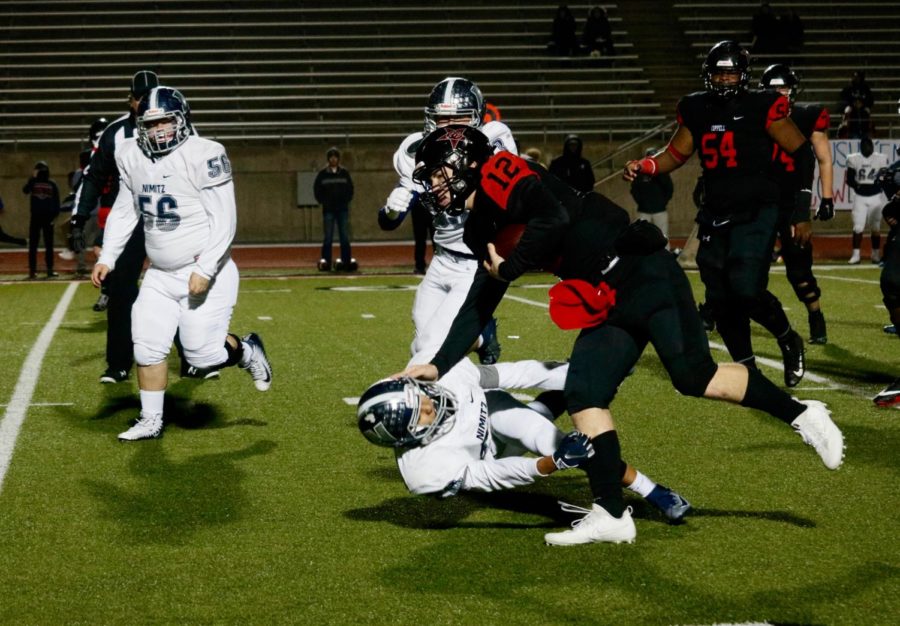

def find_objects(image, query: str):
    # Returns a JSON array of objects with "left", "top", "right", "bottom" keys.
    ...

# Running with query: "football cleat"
[
  {"left": 99, "top": 368, "right": 129, "bottom": 384},
  {"left": 317, "top": 259, "right": 331, "bottom": 272},
  {"left": 873, "top": 378, "right": 900, "bottom": 408},
  {"left": 118, "top": 412, "right": 163, "bottom": 441},
  {"left": 883, "top": 324, "right": 897, "bottom": 335},
  {"left": 476, "top": 317, "right": 502, "bottom": 365},
  {"left": 545, "top": 503, "right": 636, "bottom": 546},
  {"left": 791, "top": 400, "right": 844, "bottom": 470},
  {"left": 645, "top": 485, "right": 693, "bottom": 524},
  {"left": 808, "top": 310, "right": 827, "bottom": 345},
  {"left": 778, "top": 330, "right": 805, "bottom": 387},
  {"left": 92, "top": 294, "right": 110, "bottom": 312},
  {"left": 241, "top": 333, "right": 272, "bottom": 391}
]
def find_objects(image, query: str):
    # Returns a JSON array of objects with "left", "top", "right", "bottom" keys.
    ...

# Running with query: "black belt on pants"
[{"left": 437, "top": 245, "right": 478, "bottom": 261}]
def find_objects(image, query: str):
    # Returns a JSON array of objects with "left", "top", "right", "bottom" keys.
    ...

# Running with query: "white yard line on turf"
[
  {"left": 506, "top": 291, "right": 868, "bottom": 398},
  {"left": 0, "top": 282, "right": 78, "bottom": 495}
]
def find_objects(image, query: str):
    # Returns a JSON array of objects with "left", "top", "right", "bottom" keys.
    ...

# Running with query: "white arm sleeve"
[
  {"left": 478, "top": 360, "right": 569, "bottom": 390},
  {"left": 193, "top": 181, "right": 236, "bottom": 279},
  {"left": 454, "top": 456, "right": 544, "bottom": 493},
  {"left": 96, "top": 175, "right": 138, "bottom": 271}
]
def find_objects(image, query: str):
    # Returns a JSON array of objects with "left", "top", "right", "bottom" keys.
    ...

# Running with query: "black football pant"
[
  {"left": 881, "top": 226, "right": 900, "bottom": 328},
  {"left": 565, "top": 250, "right": 718, "bottom": 412},
  {"left": 697, "top": 204, "right": 786, "bottom": 363},
  {"left": 105, "top": 225, "right": 145, "bottom": 373},
  {"left": 28, "top": 213, "right": 55, "bottom": 274},
  {"left": 777, "top": 212, "right": 821, "bottom": 306}
]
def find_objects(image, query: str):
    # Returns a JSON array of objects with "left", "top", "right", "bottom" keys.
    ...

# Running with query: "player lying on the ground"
[
  {"left": 92, "top": 86, "right": 273, "bottom": 441},
  {"left": 358, "top": 359, "right": 692, "bottom": 523}
]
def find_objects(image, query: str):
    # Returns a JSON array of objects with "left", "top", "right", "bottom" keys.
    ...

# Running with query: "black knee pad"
[
  {"left": 668, "top": 356, "right": 717, "bottom": 398},
  {"left": 791, "top": 279, "right": 821, "bottom": 304}
]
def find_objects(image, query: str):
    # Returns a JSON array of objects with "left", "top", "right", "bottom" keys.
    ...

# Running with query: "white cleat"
[
  {"left": 791, "top": 400, "right": 844, "bottom": 470},
  {"left": 544, "top": 503, "right": 636, "bottom": 546},
  {"left": 117, "top": 412, "right": 163, "bottom": 441},
  {"left": 240, "top": 332, "right": 272, "bottom": 391}
]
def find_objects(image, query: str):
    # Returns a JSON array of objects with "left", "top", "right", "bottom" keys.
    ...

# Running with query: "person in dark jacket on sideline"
[
  {"left": 314, "top": 146, "right": 356, "bottom": 271},
  {"left": 23, "top": 161, "right": 60, "bottom": 278},
  {"left": 549, "top": 134, "right": 595, "bottom": 193}
]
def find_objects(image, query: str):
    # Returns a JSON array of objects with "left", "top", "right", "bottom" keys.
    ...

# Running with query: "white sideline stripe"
[
  {"left": 816, "top": 275, "right": 880, "bottom": 286},
  {"left": 506, "top": 291, "right": 868, "bottom": 398},
  {"left": 0, "top": 402, "right": 73, "bottom": 407},
  {"left": 0, "top": 282, "right": 78, "bottom": 494}
]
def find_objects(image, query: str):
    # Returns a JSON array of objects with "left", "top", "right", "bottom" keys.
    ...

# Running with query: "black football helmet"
[
  {"left": 89, "top": 117, "right": 108, "bottom": 144},
  {"left": 759, "top": 63, "right": 801, "bottom": 105},
  {"left": 424, "top": 77, "right": 486, "bottom": 133},
  {"left": 137, "top": 86, "right": 192, "bottom": 157},
  {"left": 702, "top": 40, "right": 751, "bottom": 99},
  {"left": 357, "top": 377, "right": 457, "bottom": 448},
  {"left": 412, "top": 125, "right": 493, "bottom": 215}
]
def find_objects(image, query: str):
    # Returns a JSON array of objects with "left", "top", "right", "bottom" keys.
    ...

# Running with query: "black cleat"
[
  {"left": 778, "top": 330, "right": 805, "bottom": 388},
  {"left": 476, "top": 318, "right": 502, "bottom": 365},
  {"left": 874, "top": 377, "right": 900, "bottom": 408},
  {"left": 808, "top": 310, "right": 827, "bottom": 345},
  {"left": 99, "top": 368, "right": 129, "bottom": 384}
]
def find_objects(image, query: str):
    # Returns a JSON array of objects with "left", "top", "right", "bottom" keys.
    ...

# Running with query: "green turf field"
[{"left": 1, "top": 267, "right": 898, "bottom": 625}]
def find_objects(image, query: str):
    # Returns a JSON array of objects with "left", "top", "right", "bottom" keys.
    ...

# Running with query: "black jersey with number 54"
[{"left": 677, "top": 89, "right": 790, "bottom": 216}]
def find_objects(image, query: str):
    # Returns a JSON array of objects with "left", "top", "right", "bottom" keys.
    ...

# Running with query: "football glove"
[
  {"left": 552, "top": 431, "right": 595, "bottom": 470},
  {"left": 383, "top": 186, "right": 417, "bottom": 219},
  {"left": 815, "top": 198, "right": 834, "bottom": 221},
  {"left": 614, "top": 219, "right": 668, "bottom": 257},
  {"left": 70, "top": 213, "right": 87, "bottom": 253}
]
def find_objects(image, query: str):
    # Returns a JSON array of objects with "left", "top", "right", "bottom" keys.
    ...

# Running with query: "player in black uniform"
[
  {"left": 624, "top": 41, "right": 813, "bottom": 388},
  {"left": 873, "top": 159, "right": 900, "bottom": 406},
  {"left": 400, "top": 125, "right": 844, "bottom": 546},
  {"left": 759, "top": 64, "right": 834, "bottom": 345},
  {"left": 71, "top": 70, "right": 158, "bottom": 384}
]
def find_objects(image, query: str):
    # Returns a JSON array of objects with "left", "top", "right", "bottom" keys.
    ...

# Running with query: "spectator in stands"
[
  {"left": 750, "top": 2, "right": 778, "bottom": 55},
  {"left": 840, "top": 70, "right": 875, "bottom": 111},
  {"left": 582, "top": 6, "right": 614, "bottom": 57},
  {"left": 522, "top": 147, "right": 546, "bottom": 167},
  {"left": 314, "top": 147, "right": 357, "bottom": 272},
  {"left": 629, "top": 147, "right": 674, "bottom": 249},
  {"left": 838, "top": 97, "right": 876, "bottom": 139},
  {"left": 22, "top": 161, "right": 60, "bottom": 279},
  {"left": 549, "top": 134, "right": 595, "bottom": 193},
  {"left": 0, "top": 195, "right": 27, "bottom": 247},
  {"left": 784, "top": 8, "right": 804, "bottom": 55},
  {"left": 550, "top": 5, "right": 578, "bottom": 56}
]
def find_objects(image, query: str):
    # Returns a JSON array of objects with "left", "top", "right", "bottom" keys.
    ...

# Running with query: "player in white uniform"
[
  {"left": 378, "top": 78, "right": 517, "bottom": 366},
  {"left": 846, "top": 137, "right": 890, "bottom": 264},
  {"left": 357, "top": 359, "right": 693, "bottom": 523},
  {"left": 91, "top": 87, "right": 273, "bottom": 441}
]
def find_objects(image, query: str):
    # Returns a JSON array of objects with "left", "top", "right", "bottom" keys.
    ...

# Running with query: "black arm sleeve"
[
  {"left": 846, "top": 168, "right": 858, "bottom": 190},
  {"left": 75, "top": 133, "right": 117, "bottom": 218},
  {"left": 789, "top": 140, "right": 815, "bottom": 222},
  {"left": 431, "top": 265, "right": 509, "bottom": 377},
  {"left": 497, "top": 178, "right": 569, "bottom": 282}
]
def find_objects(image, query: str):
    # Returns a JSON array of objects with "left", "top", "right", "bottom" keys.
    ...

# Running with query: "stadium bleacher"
[{"left": 0, "top": 1, "right": 664, "bottom": 144}]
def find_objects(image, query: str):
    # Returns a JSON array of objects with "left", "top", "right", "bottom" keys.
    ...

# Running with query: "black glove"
[
  {"left": 815, "top": 198, "right": 835, "bottom": 221},
  {"left": 614, "top": 219, "right": 668, "bottom": 257},
  {"left": 552, "top": 431, "right": 595, "bottom": 470},
  {"left": 70, "top": 213, "right": 87, "bottom": 253}
]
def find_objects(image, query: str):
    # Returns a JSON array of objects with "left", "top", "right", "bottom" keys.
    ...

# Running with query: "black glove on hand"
[
  {"left": 552, "top": 431, "right": 595, "bottom": 470},
  {"left": 815, "top": 198, "right": 835, "bottom": 221},
  {"left": 70, "top": 214, "right": 87, "bottom": 253},
  {"left": 614, "top": 219, "right": 668, "bottom": 257}
]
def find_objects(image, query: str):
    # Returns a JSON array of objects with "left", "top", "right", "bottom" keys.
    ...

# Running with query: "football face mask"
[
  {"left": 357, "top": 377, "right": 457, "bottom": 448},
  {"left": 137, "top": 87, "right": 191, "bottom": 157}
]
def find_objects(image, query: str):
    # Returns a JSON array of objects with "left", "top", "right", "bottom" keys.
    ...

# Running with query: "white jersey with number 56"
[{"left": 99, "top": 135, "right": 237, "bottom": 279}]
